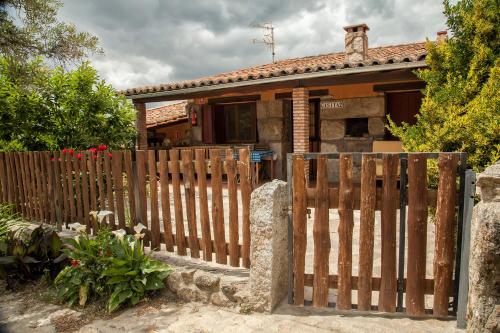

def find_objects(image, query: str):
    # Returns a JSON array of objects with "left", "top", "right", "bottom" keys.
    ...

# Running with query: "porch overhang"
[{"left": 126, "top": 61, "right": 426, "bottom": 103}]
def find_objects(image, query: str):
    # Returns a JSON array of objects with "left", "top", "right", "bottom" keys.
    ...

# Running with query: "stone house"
[
  {"left": 145, "top": 101, "right": 190, "bottom": 148},
  {"left": 124, "top": 24, "right": 443, "bottom": 180}
]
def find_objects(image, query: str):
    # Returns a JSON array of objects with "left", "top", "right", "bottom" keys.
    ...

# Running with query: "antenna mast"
[{"left": 251, "top": 22, "right": 275, "bottom": 63}]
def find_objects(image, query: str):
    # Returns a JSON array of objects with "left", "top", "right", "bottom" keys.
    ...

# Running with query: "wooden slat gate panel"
[{"left": 288, "top": 152, "right": 472, "bottom": 319}]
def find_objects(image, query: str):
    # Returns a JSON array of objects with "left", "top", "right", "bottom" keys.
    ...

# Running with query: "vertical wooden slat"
[
  {"left": 148, "top": 150, "right": 161, "bottom": 249},
  {"left": 226, "top": 149, "right": 239, "bottom": 266},
  {"left": 14, "top": 153, "right": 26, "bottom": 217},
  {"left": 5, "top": 153, "right": 13, "bottom": 205},
  {"left": 159, "top": 150, "right": 174, "bottom": 252},
  {"left": 195, "top": 149, "right": 212, "bottom": 261},
  {"left": 32, "top": 152, "right": 41, "bottom": 221},
  {"left": 88, "top": 153, "right": 98, "bottom": 212},
  {"left": 169, "top": 150, "right": 186, "bottom": 255},
  {"left": 66, "top": 152, "right": 76, "bottom": 223},
  {"left": 7, "top": 153, "right": 17, "bottom": 210},
  {"left": 112, "top": 151, "right": 126, "bottom": 229},
  {"left": 103, "top": 153, "right": 115, "bottom": 229},
  {"left": 123, "top": 151, "right": 137, "bottom": 226},
  {"left": 337, "top": 154, "right": 354, "bottom": 310},
  {"left": 292, "top": 155, "right": 307, "bottom": 306},
  {"left": 378, "top": 153, "right": 399, "bottom": 313},
  {"left": 357, "top": 154, "right": 377, "bottom": 311},
  {"left": 40, "top": 152, "right": 50, "bottom": 222},
  {"left": 80, "top": 153, "right": 91, "bottom": 232},
  {"left": 433, "top": 153, "right": 459, "bottom": 316},
  {"left": 406, "top": 153, "right": 428, "bottom": 315},
  {"left": 59, "top": 152, "right": 68, "bottom": 224},
  {"left": 238, "top": 148, "right": 251, "bottom": 268},
  {"left": 52, "top": 151, "right": 63, "bottom": 226},
  {"left": 44, "top": 152, "right": 55, "bottom": 223},
  {"left": 0, "top": 153, "right": 6, "bottom": 203},
  {"left": 35, "top": 152, "right": 45, "bottom": 220},
  {"left": 312, "top": 155, "right": 330, "bottom": 307},
  {"left": 21, "top": 153, "right": 32, "bottom": 220},
  {"left": 210, "top": 151, "right": 227, "bottom": 264},
  {"left": 135, "top": 150, "right": 148, "bottom": 229},
  {"left": 96, "top": 152, "right": 106, "bottom": 212},
  {"left": 73, "top": 156, "right": 83, "bottom": 223},
  {"left": 181, "top": 149, "right": 199, "bottom": 258}
]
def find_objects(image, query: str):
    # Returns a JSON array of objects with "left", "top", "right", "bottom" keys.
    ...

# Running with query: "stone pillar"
[
  {"left": 134, "top": 101, "right": 147, "bottom": 150},
  {"left": 248, "top": 180, "right": 288, "bottom": 312},
  {"left": 467, "top": 161, "right": 500, "bottom": 332},
  {"left": 292, "top": 88, "right": 309, "bottom": 177}
]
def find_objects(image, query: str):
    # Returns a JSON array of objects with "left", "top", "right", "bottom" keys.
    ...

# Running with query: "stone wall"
[
  {"left": 320, "top": 96, "right": 384, "bottom": 182},
  {"left": 257, "top": 100, "right": 284, "bottom": 179},
  {"left": 467, "top": 161, "right": 500, "bottom": 332}
]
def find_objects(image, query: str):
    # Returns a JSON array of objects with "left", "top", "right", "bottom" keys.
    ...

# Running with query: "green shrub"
[
  {"left": 55, "top": 218, "right": 172, "bottom": 312},
  {"left": 0, "top": 204, "right": 66, "bottom": 288}
]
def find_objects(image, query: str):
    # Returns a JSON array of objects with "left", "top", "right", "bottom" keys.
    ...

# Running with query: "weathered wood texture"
[
  {"left": 0, "top": 149, "right": 252, "bottom": 268},
  {"left": 292, "top": 155, "right": 307, "bottom": 306},
  {"left": 406, "top": 154, "right": 428, "bottom": 316}
]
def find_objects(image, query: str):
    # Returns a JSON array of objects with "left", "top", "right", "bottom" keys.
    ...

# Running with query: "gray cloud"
[{"left": 58, "top": 0, "right": 446, "bottom": 90}]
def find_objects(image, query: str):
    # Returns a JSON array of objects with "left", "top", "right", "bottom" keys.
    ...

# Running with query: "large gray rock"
[
  {"left": 248, "top": 180, "right": 288, "bottom": 312},
  {"left": 467, "top": 161, "right": 500, "bottom": 333},
  {"left": 368, "top": 117, "right": 385, "bottom": 138}
]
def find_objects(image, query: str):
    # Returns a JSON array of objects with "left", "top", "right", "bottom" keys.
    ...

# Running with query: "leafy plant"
[
  {"left": 0, "top": 204, "right": 66, "bottom": 288},
  {"left": 388, "top": 0, "right": 500, "bottom": 173},
  {"left": 55, "top": 215, "right": 172, "bottom": 312}
]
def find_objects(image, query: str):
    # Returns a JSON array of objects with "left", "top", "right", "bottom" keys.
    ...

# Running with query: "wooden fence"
[
  {"left": 0, "top": 148, "right": 253, "bottom": 268},
  {"left": 289, "top": 152, "right": 468, "bottom": 317}
]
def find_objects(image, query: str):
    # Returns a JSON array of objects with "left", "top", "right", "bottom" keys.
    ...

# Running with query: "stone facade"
[
  {"left": 248, "top": 180, "right": 288, "bottom": 312},
  {"left": 467, "top": 161, "right": 500, "bottom": 332},
  {"left": 256, "top": 100, "right": 285, "bottom": 179}
]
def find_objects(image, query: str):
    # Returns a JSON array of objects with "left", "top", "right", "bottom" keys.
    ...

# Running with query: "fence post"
[
  {"left": 456, "top": 169, "right": 476, "bottom": 328},
  {"left": 249, "top": 179, "right": 288, "bottom": 312}
]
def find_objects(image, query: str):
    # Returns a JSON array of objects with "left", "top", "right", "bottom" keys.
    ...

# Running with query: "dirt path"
[{"left": 0, "top": 282, "right": 462, "bottom": 333}]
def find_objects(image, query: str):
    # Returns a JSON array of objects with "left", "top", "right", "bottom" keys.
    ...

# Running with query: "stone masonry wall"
[
  {"left": 320, "top": 96, "right": 385, "bottom": 182},
  {"left": 257, "top": 100, "right": 284, "bottom": 179},
  {"left": 467, "top": 161, "right": 500, "bottom": 332}
]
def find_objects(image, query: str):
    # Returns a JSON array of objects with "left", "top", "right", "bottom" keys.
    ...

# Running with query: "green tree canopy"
[
  {"left": 0, "top": 56, "right": 136, "bottom": 151},
  {"left": 389, "top": 0, "right": 499, "bottom": 172},
  {"left": 0, "top": 0, "right": 101, "bottom": 65}
]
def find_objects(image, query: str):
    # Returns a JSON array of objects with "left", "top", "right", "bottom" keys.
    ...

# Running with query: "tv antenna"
[{"left": 251, "top": 22, "right": 275, "bottom": 63}]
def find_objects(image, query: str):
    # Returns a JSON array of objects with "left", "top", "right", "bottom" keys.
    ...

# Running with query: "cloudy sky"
[{"left": 58, "top": 0, "right": 447, "bottom": 90}]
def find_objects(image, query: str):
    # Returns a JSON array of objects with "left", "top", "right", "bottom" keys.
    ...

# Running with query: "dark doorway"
[
  {"left": 309, "top": 99, "right": 321, "bottom": 180},
  {"left": 386, "top": 91, "right": 423, "bottom": 139}
]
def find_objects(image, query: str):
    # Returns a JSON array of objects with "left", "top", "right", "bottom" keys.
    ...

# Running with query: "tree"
[
  {"left": 388, "top": 0, "right": 499, "bottom": 172},
  {"left": 0, "top": 0, "right": 101, "bottom": 65},
  {"left": 0, "top": 56, "right": 137, "bottom": 151}
]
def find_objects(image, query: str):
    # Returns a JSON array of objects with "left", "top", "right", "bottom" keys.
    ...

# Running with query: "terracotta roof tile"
[
  {"left": 146, "top": 101, "right": 188, "bottom": 128},
  {"left": 124, "top": 42, "right": 427, "bottom": 96}
]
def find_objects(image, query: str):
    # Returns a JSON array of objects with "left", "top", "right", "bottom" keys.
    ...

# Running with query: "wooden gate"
[{"left": 287, "top": 152, "right": 475, "bottom": 319}]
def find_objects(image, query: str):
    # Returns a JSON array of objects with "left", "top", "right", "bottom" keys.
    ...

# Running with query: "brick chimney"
[
  {"left": 436, "top": 30, "right": 448, "bottom": 43},
  {"left": 344, "top": 23, "right": 369, "bottom": 63}
]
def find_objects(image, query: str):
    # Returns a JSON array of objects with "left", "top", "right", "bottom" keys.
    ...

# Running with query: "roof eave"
[{"left": 125, "top": 60, "right": 427, "bottom": 100}]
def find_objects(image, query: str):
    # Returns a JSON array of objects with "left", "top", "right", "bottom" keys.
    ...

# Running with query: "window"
[
  {"left": 345, "top": 118, "right": 369, "bottom": 137},
  {"left": 213, "top": 102, "right": 256, "bottom": 143}
]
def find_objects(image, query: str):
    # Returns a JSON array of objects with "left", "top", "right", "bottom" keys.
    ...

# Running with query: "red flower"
[
  {"left": 76, "top": 153, "right": 83, "bottom": 160},
  {"left": 71, "top": 259, "right": 78, "bottom": 267},
  {"left": 68, "top": 149, "right": 74, "bottom": 156},
  {"left": 50, "top": 157, "right": 55, "bottom": 161},
  {"left": 97, "top": 144, "right": 107, "bottom": 151},
  {"left": 88, "top": 147, "right": 97, "bottom": 153},
  {"left": 107, "top": 152, "right": 113, "bottom": 159},
  {"left": 61, "top": 148, "right": 67, "bottom": 154}
]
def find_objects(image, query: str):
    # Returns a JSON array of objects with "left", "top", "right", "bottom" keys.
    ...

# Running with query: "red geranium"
[
  {"left": 71, "top": 259, "right": 78, "bottom": 267},
  {"left": 88, "top": 147, "right": 97, "bottom": 154},
  {"left": 61, "top": 148, "right": 67, "bottom": 154},
  {"left": 50, "top": 157, "right": 55, "bottom": 161},
  {"left": 76, "top": 153, "right": 83, "bottom": 160},
  {"left": 107, "top": 152, "right": 113, "bottom": 159},
  {"left": 97, "top": 144, "right": 107, "bottom": 151},
  {"left": 67, "top": 149, "right": 74, "bottom": 156}
]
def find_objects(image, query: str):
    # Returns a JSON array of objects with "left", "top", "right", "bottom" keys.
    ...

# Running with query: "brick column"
[
  {"left": 292, "top": 88, "right": 309, "bottom": 176},
  {"left": 134, "top": 101, "right": 147, "bottom": 150}
]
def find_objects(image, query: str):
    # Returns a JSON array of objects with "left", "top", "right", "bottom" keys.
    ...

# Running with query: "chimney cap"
[
  {"left": 343, "top": 23, "right": 370, "bottom": 32},
  {"left": 437, "top": 30, "right": 448, "bottom": 36}
]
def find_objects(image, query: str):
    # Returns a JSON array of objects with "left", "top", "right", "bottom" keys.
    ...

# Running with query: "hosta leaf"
[
  {"left": 108, "top": 289, "right": 133, "bottom": 313},
  {"left": 106, "top": 275, "right": 129, "bottom": 284},
  {"left": 145, "top": 276, "right": 164, "bottom": 291}
]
